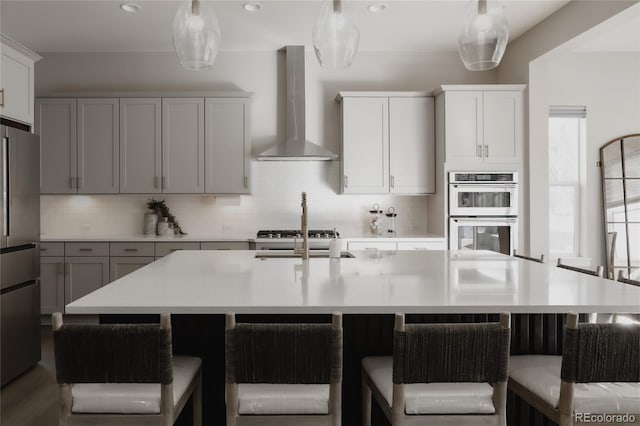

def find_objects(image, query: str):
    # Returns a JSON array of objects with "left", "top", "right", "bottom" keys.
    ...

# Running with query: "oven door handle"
[{"left": 451, "top": 184, "right": 517, "bottom": 190}]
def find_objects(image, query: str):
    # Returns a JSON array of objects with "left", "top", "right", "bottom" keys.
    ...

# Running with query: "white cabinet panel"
[
  {"left": 119, "top": 98, "right": 162, "bottom": 193},
  {"left": 483, "top": 91, "right": 521, "bottom": 163},
  {"left": 444, "top": 91, "right": 483, "bottom": 162},
  {"left": 40, "top": 257, "right": 65, "bottom": 314},
  {"left": 347, "top": 241, "right": 397, "bottom": 250},
  {"left": 341, "top": 97, "right": 389, "bottom": 193},
  {"left": 64, "top": 257, "right": 109, "bottom": 304},
  {"left": 0, "top": 38, "right": 38, "bottom": 125},
  {"left": 205, "top": 98, "right": 250, "bottom": 194},
  {"left": 389, "top": 97, "right": 435, "bottom": 194},
  {"left": 35, "top": 99, "right": 77, "bottom": 194},
  {"left": 110, "top": 257, "right": 155, "bottom": 281},
  {"left": 77, "top": 99, "right": 120, "bottom": 193},
  {"left": 162, "top": 98, "right": 205, "bottom": 193}
]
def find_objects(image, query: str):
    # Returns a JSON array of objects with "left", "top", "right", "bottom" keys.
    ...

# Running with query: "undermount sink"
[{"left": 255, "top": 251, "right": 355, "bottom": 259}]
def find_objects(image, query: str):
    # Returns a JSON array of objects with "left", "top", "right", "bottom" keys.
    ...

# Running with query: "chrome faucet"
[{"left": 300, "top": 192, "right": 309, "bottom": 260}]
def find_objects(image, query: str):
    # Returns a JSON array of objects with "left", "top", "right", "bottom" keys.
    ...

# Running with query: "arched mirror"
[{"left": 600, "top": 133, "right": 640, "bottom": 280}]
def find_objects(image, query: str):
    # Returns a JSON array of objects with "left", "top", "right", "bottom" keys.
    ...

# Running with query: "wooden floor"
[{"left": 1, "top": 326, "right": 58, "bottom": 426}]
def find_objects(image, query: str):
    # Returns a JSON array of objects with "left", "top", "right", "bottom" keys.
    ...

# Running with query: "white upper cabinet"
[
  {"left": 77, "top": 99, "right": 119, "bottom": 193},
  {"left": 35, "top": 99, "right": 77, "bottom": 194},
  {"left": 37, "top": 98, "right": 119, "bottom": 194},
  {"left": 119, "top": 98, "right": 162, "bottom": 194},
  {"left": 0, "top": 35, "right": 40, "bottom": 126},
  {"left": 389, "top": 97, "right": 435, "bottom": 194},
  {"left": 162, "top": 98, "right": 205, "bottom": 193},
  {"left": 337, "top": 92, "right": 434, "bottom": 194},
  {"left": 341, "top": 96, "right": 389, "bottom": 194},
  {"left": 439, "top": 85, "right": 525, "bottom": 166},
  {"left": 204, "top": 98, "right": 251, "bottom": 194}
]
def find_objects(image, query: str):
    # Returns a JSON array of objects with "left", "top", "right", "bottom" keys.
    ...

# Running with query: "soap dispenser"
[{"left": 329, "top": 228, "right": 342, "bottom": 258}]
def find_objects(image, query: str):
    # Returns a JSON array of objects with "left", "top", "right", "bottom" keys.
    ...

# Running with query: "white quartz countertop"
[
  {"left": 65, "top": 250, "right": 640, "bottom": 315},
  {"left": 40, "top": 235, "right": 254, "bottom": 242}
]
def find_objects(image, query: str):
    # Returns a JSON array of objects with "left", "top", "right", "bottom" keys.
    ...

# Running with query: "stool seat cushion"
[
  {"left": 71, "top": 355, "right": 201, "bottom": 414},
  {"left": 362, "top": 356, "right": 495, "bottom": 414},
  {"left": 237, "top": 384, "right": 330, "bottom": 415},
  {"left": 509, "top": 355, "right": 640, "bottom": 414}
]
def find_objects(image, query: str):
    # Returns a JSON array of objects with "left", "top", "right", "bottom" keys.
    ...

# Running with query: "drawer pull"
[
  {"left": 124, "top": 248, "right": 139, "bottom": 252},
  {"left": 79, "top": 248, "right": 93, "bottom": 252}
]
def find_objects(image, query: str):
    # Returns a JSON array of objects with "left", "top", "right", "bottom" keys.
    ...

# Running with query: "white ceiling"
[{"left": 0, "top": 0, "right": 572, "bottom": 54}]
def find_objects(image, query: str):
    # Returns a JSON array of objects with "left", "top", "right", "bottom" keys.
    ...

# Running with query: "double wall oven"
[{"left": 448, "top": 172, "right": 518, "bottom": 255}]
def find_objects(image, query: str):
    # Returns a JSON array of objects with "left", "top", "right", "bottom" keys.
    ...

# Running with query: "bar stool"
[
  {"left": 361, "top": 313, "right": 511, "bottom": 426},
  {"left": 225, "top": 312, "right": 342, "bottom": 426},
  {"left": 52, "top": 312, "right": 202, "bottom": 426},
  {"left": 618, "top": 270, "right": 640, "bottom": 286},
  {"left": 513, "top": 250, "right": 545, "bottom": 263},
  {"left": 508, "top": 312, "right": 640, "bottom": 426},
  {"left": 557, "top": 258, "right": 604, "bottom": 277}
]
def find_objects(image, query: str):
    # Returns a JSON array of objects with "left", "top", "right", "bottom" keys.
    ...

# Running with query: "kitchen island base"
[{"left": 101, "top": 312, "right": 581, "bottom": 426}]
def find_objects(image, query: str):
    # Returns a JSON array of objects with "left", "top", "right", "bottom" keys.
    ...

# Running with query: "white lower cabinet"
[
  {"left": 64, "top": 257, "right": 109, "bottom": 304},
  {"left": 110, "top": 257, "right": 155, "bottom": 281},
  {"left": 40, "top": 257, "right": 65, "bottom": 315},
  {"left": 347, "top": 241, "right": 397, "bottom": 251}
]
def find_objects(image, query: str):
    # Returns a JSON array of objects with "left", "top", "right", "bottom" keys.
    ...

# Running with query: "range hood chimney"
[{"left": 257, "top": 46, "right": 338, "bottom": 161}]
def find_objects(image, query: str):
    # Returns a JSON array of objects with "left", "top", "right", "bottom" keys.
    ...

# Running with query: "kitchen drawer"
[
  {"left": 40, "top": 242, "right": 64, "bottom": 257},
  {"left": 110, "top": 242, "right": 155, "bottom": 257},
  {"left": 155, "top": 242, "right": 201, "bottom": 258},
  {"left": 65, "top": 242, "right": 109, "bottom": 257},
  {"left": 347, "top": 241, "right": 397, "bottom": 251},
  {"left": 201, "top": 241, "right": 249, "bottom": 250},
  {"left": 397, "top": 241, "right": 446, "bottom": 250},
  {"left": 110, "top": 257, "right": 155, "bottom": 281}
]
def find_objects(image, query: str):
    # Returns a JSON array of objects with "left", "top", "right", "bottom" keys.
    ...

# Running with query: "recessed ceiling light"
[
  {"left": 120, "top": 2, "right": 141, "bottom": 13},
  {"left": 243, "top": 2, "right": 262, "bottom": 12},
  {"left": 367, "top": 3, "right": 387, "bottom": 13}
]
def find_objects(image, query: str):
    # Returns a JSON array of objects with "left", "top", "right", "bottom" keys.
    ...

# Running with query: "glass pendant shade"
[
  {"left": 458, "top": 0, "right": 509, "bottom": 71},
  {"left": 172, "top": 0, "right": 221, "bottom": 70},
  {"left": 312, "top": 0, "right": 359, "bottom": 70}
]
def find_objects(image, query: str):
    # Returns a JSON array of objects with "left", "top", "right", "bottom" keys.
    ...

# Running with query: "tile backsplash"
[{"left": 41, "top": 162, "right": 430, "bottom": 238}]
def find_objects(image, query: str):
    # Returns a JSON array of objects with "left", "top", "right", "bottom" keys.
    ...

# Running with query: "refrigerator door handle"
[{"left": 2, "top": 136, "right": 8, "bottom": 240}]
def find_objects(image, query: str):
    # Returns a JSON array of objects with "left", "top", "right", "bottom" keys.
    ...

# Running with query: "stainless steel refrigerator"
[{"left": 0, "top": 124, "right": 40, "bottom": 387}]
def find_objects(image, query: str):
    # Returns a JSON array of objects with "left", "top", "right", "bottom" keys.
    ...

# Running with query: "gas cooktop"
[{"left": 256, "top": 229, "right": 339, "bottom": 239}]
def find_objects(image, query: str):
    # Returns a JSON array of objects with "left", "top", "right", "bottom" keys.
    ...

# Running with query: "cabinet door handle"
[
  {"left": 485, "top": 145, "right": 489, "bottom": 157},
  {"left": 162, "top": 176, "right": 166, "bottom": 190},
  {"left": 154, "top": 176, "right": 159, "bottom": 189},
  {"left": 79, "top": 248, "right": 93, "bottom": 252},
  {"left": 390, "top": 175, "right": 395, "bottom": 188},
  {"left": 243, "top": 176, "right": 248, "bottom": 189},
  {"left": 477, "top": 145, "right": 482, "bottom": 157},
  {"left": 124, "top": 248, "right": 138, "bottom": 252},
  {"left": 0, "top": 89, "right": 4, "bottom": 107},
  {"left": 344, "top": 176, "right": 349, "bottom": 188}
]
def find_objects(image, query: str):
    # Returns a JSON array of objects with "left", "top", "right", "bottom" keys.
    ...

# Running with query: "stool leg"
[
  {"left": 193, "top": 370, "right": 202, "bottom": 426},
  {"left": 362, "top": 378, "right": 372, "bottom": 426}
]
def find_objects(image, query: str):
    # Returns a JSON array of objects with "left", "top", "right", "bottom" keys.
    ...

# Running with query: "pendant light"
[
  {"left": 172, "top": 0, "right": 221, "bottom": 70},
  {"left": 458, "top": 0, "right": 508, "bottom": 71},
  {"left": 312, "top": 0, "right": 359, "bottom": 70}
]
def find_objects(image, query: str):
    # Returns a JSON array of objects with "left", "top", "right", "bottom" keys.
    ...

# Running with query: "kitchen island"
[
  {"left": 67, "top": 249, "right": 640, "bottom": 315},
  {"left": 65, "top": 250, "right": 640, "bottom": 426}
]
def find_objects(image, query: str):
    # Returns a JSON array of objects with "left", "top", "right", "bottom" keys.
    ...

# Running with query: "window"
[{"left": 548, "top": 107, "right": 586, "bottom": 257}]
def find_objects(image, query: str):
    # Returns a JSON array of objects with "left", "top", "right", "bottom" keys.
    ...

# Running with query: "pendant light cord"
[
  {"left": 192, "top": 0, "right": 200, "bottom": 16},
  {"left": 333, "top": 0, "right": 342, "bottom": 14}
]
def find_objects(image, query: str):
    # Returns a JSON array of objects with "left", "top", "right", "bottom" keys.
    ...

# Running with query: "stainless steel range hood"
[{"left": 257, "top": 46, "right": 338, "bottom": 161}]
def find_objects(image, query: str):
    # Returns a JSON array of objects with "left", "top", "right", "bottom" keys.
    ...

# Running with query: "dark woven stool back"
[
  {"left": 393, "top": 322, "right": 510, "bottom": 384},
  {"left": 226, "top": 322, "right": 342, "bottom": 384},
  {"left": 54, "top": 323, "right": 173, "bottom": 385},
  {"left": 561, "top": 322, "right": 640, "bottom": 384}
]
